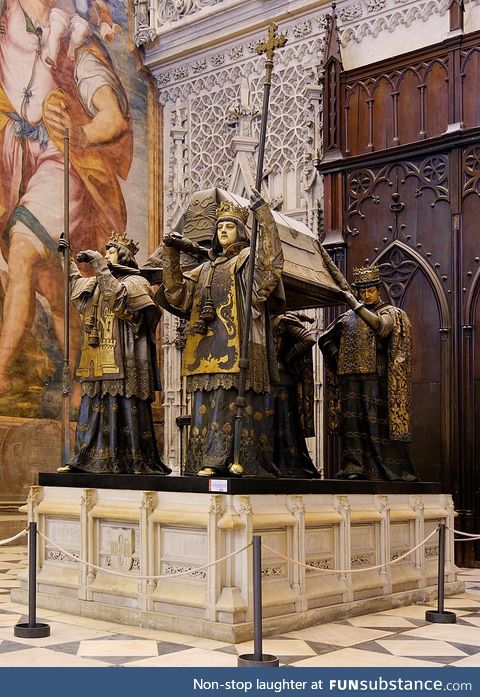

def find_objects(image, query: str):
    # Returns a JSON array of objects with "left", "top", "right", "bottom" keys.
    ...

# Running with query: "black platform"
[{"left": 38, "top": 473, "right": 443, "bottom": 495}]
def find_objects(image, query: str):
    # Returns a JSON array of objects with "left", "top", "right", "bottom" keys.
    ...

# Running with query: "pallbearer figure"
[
  {"left": 58, "top": 233, "right": 171, "bottom": 475},
  {"left": 161, "top": 190, "right": 283, "bottom": 477},
  {"left": 319, "top": 265, "right": 418, "bottom": 481}
]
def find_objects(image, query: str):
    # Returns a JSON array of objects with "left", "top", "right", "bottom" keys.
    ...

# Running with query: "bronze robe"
[
  {"left": 320, "top": 301, "right": 418, "bottom": 481},
  {"left": 69, "top": 257, "right": 170, "bottom": 475},
  {"left": 162, "top": 203, "right": 283, "bottom": 476}
]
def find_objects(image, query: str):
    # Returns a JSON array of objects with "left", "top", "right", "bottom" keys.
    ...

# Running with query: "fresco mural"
[{"left": 0, "top": 0, "right": 152, "bottom": 504}]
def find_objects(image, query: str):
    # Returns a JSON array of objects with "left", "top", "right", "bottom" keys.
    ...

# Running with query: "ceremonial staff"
[
  {"left": 231, "top": 23, "right": 287, "bottom": 475},
  {"left": 61, "top": 128, "right": 71, "bottom": 466}
]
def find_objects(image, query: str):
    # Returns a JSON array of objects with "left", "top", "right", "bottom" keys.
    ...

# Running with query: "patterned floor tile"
[
  {"left": 157, "top": 641, "right": 193, "bottom": 655},
  {"left": 292, "top": 648, "right": 439, "bottom": 667},
  {"left": 0, "top": 620, "right": 115, "bottom": 647},
  {"left": 0, "top": 640, "right": 32, "bottom": 654},
  {"left": 401, "top": 624, "right": 480, "bottom": 646},
  {"left": 77, "top": 639, "right": 158, "bottom": 657},
  {"left": 347, "top": 614, "right": 416, "bottom": 628},
  {"left": 0, "top": 647, "right": 111, "bottom": 667},
  {"left": 234, "top": 639, "right": 316, "bottom": 656},
  {"left": 46, "top": 641, "right": 81, "bottom": 655},
  {"left": 448, "top": 653, "right": 480, "bottom": 667},
  {"left": 283, "top": 624, "right": 395, "bottom": 646},
  {"left": 126, "top": 648, "right": 239, "bottom": 668},
  {"left": 376, "top": 638, "right": 467, "bottom": 657}
]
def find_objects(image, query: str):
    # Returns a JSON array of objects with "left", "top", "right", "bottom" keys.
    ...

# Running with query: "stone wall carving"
[
  {"left": 139, "top": 0, "right": 461, "bottom": 50},
  {"left": 156, "top": 0, "right": 224, "bottom": 26}
]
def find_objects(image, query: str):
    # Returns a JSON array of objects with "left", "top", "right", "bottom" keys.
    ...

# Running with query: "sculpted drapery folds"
[
  {"left": 319, "top": 265, "right": 418, "bottom": 482},
  {"left": 271, "top": 312, "right": 319, "bottom": 479},
  {"left": 161, "top": 194, "right": 284, "bottom": 477},
  {"left": 58, "top": 235, "right": 170, "bottom": 475}
]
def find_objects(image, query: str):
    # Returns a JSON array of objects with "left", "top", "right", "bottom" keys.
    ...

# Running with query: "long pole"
[
  {"left": 252, "top": 535, "right": 263, "bottom": 661},
  {"left": 14, "top": 522, "right": 50, "bottom": 638},
  {"left": 231, "top": 23, "right": 287, "bottom": 473},
  {"left": 62, "top": 128, "right": 71, "bottom": 466},
  {"left": 425, "top": 523, "right": 456, "bottom": 623}
]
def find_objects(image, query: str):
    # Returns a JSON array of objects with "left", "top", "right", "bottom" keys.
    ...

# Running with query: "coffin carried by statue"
[{"left": 142, "top": 188, "right": 343, "bottom": 310}]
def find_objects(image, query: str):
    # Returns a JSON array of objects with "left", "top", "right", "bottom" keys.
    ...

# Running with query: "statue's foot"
[
  {"left": 57, "top": 465, "right": 82, "bottom": 473},
  {"left": 198, "top": 467, "right": 216, "bottom": 477},
  {"left": 0, "top": 374, "right": 11, "bottom": 395},
  {"left": 228, "top": 463, "right": 243, "bottom": 477},
  {"left": 346, "top": 473, "right": 366, "bottom": 481}
]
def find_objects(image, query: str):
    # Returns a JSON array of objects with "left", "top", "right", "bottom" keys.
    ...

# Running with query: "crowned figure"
[
  {"left": 318, "top": 265, "right": 418, "bottom": 481},
  {"left": 58, "top": 233, "right": 171, "bottom": 475},
  {"left": 160, "top": 190, "right": 284, "bottom": 477}
]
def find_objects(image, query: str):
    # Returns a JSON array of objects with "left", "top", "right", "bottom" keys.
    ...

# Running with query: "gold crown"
[
  {"left": 107, "top": 231, "right": 139, "bottom": 257},
  {"left": 215, "top": 201, "right": 249, "bottom": 225},
  {"left": 352, "top": 265, "right": 381, "bottom": 287}
]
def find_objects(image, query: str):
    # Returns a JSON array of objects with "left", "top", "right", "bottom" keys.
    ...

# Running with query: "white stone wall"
[{"left": 137, "top": 0, "right": 478, "bottom": 471}]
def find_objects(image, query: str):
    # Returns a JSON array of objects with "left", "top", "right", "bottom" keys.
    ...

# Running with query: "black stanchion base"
[
  {"left": 425, "top": 610, "right": 457, "bottom": 624},
  {"left": 237, "top": 654, "right": 279, "bottom": 667},
  {"left": 14, "top": 622, "right": 50, "bottom": 638}
]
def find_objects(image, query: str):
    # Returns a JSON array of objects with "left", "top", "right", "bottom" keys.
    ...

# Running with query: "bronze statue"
[
  {"left": 319, "top": 265, "right": 418, "bottom": 481},
  {"left": 271, "top": 312, "right": 320, "bottom": 478},
  {"left": 160, "top": 190, "right": 284, "bottom": 477},
  {"left": 58, "top": 234, "right": 171, "bottom": 475}
]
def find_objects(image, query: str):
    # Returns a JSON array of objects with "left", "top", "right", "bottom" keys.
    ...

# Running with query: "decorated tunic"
[
  {"left": 320, "top": 299, "right": 417, "bottom": 481},
  {"left": 70, "top": 257, "right": 160, "bottom": 400},
  {"left": 162, "top": 202, "right": 284, "bottom": 394},
  {"left": 161, "top": 202, "right": 284, "bottom": 476}
]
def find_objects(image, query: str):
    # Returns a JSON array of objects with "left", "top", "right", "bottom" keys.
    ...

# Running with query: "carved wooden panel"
[
  {"left": 343, "top": 58, "right": 449, "bottom": 157},
  {"left": 461, "top": 48, "right": 480, "bottom": 130},
  {"left": 341, "top": 157, "right": 452, "bottom": 484}
]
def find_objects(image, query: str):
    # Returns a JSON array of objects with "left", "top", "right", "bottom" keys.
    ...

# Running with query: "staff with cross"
[{"left": 230, "top": 22, "right": 288, "bottom": 475}]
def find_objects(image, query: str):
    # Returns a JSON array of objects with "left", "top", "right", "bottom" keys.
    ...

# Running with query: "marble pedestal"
[{"left": 11, "top": 476, "right": 462, "bottom": 642}]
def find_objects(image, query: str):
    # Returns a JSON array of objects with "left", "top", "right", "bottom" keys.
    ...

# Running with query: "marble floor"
[{"left": 1, "top": 545, "right": 480, "bottom": 667}]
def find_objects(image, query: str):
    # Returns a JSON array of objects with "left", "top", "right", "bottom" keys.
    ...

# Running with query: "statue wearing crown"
[
  {"left": 57, "top": 234, "right": 171, "bottom": 475},
  {"left": 318, "top": 265, "right": 418, "bottom": 481},
  {"left": 161, "top": 190, "right": 284, "bottom": 477}
]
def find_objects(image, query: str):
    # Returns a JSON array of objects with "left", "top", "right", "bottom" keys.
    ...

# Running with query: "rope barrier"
[
  {"left": 0, "top": 529, "right": 28, "bottom": 546},
  {"left": 15, "top": 525, "right": 445, "bottom": 579},
  {"left": 36, "top": 528, "right": 252, "bottom": 580},
  {"left": 452, "top": 528, "right": 480, "bottom": 538},
  {"left": 261, "top": 526, "right": 440, "bottom": 574}
]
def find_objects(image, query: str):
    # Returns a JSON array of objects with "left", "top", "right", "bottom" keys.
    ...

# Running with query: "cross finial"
[{"left": 255, "top": 22, "right": 287, "bottom": 62}]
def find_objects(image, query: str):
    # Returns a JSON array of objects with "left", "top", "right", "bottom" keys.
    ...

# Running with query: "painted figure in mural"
[
  {"left": 318, "top": 265, "right": 418, "bottom": 481},
  {"left": 0, "top": 0, "right": 132, "bottom": 396},
  {"left": 160, "top": 191, "right": 284, "bottom": 477},
  {"left": 271, "top": 312, "right": 320, "bottom": 478},
  {"left": 57, "top": 233, "right": 171, "bottom": 474}
]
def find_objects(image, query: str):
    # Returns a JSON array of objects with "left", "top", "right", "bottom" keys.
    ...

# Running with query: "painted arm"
[{"left": 44, "top": 85, "right": 128, "bottom": 148}]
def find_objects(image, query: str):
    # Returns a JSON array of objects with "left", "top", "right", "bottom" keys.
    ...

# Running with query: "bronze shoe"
[{"left": 197, "top": 467, "right": 216, "bottom": 477}]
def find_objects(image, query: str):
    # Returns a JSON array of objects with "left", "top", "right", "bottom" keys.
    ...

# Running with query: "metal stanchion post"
[
  {"left": 425, "top": 523, "right": 456, "bottom": 624},
  {"left": 238, "top": 535, "right": 279, "bottom": 667},
  {"left": 14, "top": 522, "right": 50, "bottom": 638}
]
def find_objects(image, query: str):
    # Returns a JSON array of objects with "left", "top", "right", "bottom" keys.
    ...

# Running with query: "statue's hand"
[
  {"left": 163, "top": 233, "right": 200, "bottom": 255},
  {"left": 249, "top": 187, "right": 266, "bottom": 212},
  {"left": 162, "top": 232, "right": 184, "bottom": 249},
  {"left": 343, "top": 290, "right": 363, "bottom": 312},
  {"left": 77, "top": 249, "right": 101, "bottom": 264}
]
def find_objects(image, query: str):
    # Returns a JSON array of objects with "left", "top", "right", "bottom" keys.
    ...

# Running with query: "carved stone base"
[{"left": 11, "top": 484, "right": 462, "bottom": 642}]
